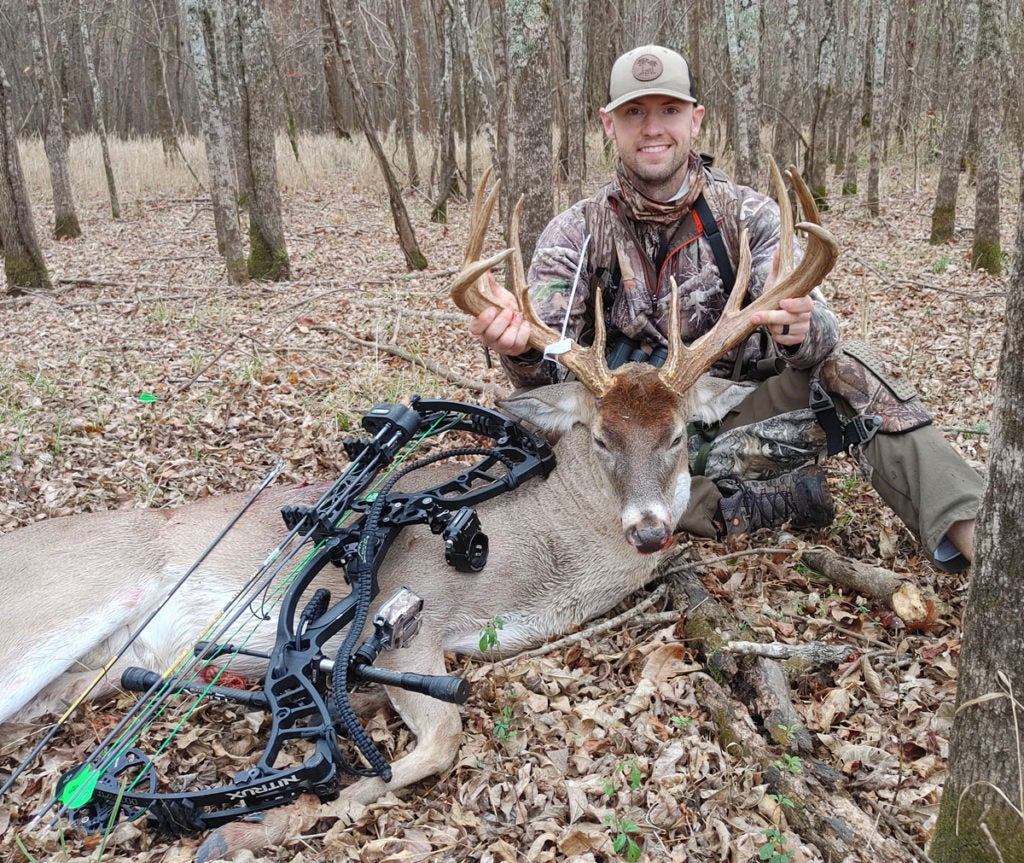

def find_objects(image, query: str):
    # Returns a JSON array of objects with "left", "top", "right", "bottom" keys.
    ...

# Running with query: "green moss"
[
  {"left": 811, "top": 186, "right": 829, "bottom": 212},
  {"left": 405, "top": 248, "right": 428, "bottom": 271},
  {"left": 5, "top": 255, "right": 52, "bottom": 292},
  {"left": 971, "top": 240, "right": 1002, "bottom": 275},
  {"left": 247, "top": 226, "right": 290, "bottom": 281},
  {"left": 841, "top": 182, "right": 858, "bottom": 196},
  {"left": 930, "top": 787, "right": 1024, "bottom": 862},
  {"left": 54, "top": 213, "right": 82, "bottom": 240},
  {"left": 930, "top": 204, "right": 956, "bottom": 244}
]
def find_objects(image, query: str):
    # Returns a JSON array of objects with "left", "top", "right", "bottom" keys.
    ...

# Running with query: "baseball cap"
[{"left": 604, "top": 45, "right": 697, "bottom": 112}]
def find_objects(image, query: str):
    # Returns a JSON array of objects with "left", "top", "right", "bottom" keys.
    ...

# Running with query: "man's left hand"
[{"left": 751, "top": 295, "right": 814, "bottom": 347}]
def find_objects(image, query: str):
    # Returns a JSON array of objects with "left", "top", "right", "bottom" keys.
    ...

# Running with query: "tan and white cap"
[{"left": 604, "top": 45, "right": 697, "bottom": 112}]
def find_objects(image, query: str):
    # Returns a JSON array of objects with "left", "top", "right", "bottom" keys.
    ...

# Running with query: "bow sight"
[{"left": 45, "top": 396, "right": 555, "bottom": 836}]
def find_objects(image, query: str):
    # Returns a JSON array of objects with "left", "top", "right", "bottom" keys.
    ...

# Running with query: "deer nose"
[{"left": 626, "top": 520, "right": 673, "bottom": 554}]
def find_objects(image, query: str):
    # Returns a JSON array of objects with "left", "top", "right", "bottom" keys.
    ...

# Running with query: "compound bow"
[{"left": 26, "top": 396, "right": 554, "bottom": 836}]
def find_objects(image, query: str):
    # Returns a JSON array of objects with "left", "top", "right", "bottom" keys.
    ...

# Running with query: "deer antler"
[
  {"left": 658, "top": 155, "right": 839, "bottom": 394},
  {"left": 451, "top": 159, "right": 838, "bottom": 399},
  {"left": 450, "top": 167, "right": 614, "bottom": 395}
]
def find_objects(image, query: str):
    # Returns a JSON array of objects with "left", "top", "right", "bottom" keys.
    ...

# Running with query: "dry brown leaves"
[{"left": 0, "top": 166, "right": 1005, "bottom": 862}]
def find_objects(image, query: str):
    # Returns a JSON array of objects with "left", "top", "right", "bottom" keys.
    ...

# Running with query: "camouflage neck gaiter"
[{"left": 614, "top": 151, "right": 706, "bottom": 225}]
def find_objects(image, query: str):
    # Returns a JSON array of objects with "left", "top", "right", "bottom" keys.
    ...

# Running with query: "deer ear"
[
  {"left": 690, "top": 375, "right": 757, "bottom": 425},
  {"left": 498, "top": 382, "right": 594, "bottom": 432}
]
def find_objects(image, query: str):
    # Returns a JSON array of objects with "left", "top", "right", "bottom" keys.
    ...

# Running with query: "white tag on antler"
[{"left": 543, "top": 338, "right": 573, "bottom": 363}]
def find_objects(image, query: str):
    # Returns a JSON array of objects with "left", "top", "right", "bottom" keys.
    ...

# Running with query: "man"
[{"left": 469, "top": 45, "right": 981, "bottom": 572}]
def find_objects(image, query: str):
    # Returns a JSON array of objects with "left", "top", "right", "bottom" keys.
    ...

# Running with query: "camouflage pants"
[{"left": 677, "top": 366, "right": 984, "bottom": 573}]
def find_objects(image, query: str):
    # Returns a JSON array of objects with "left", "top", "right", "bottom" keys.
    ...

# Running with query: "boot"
[{"left": 718, "top": 465, "right": 834, "bottom": 535}]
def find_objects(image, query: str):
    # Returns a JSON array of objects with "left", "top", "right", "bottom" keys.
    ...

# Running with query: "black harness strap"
[
  {"left": 693, "top": 192, "right": 735, "bottom": 294},
  {"left": 810, "top": 381, "right": 883, "bottom": 455}
]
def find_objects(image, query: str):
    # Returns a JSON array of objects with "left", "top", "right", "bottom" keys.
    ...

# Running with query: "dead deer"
[{"left": 0, "top": 161, "right": 837, "bottom": 854}]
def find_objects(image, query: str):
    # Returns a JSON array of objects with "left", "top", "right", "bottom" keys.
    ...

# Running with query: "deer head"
[{"left": 451, "top": 160, "right": 839, "bottom": 553}]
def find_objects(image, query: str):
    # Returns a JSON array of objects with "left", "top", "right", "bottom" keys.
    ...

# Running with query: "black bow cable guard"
[{"left": 34, "top": 397, "right": 554, "bottom": 836}]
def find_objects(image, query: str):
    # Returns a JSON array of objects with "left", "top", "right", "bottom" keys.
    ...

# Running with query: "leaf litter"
[{"left": 0, "top": 172, "right": 1006, "bottom": 862}]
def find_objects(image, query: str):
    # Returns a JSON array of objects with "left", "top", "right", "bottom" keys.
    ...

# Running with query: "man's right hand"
[{"left": 467, "top": 273, "right": 532, "bottom": 356}]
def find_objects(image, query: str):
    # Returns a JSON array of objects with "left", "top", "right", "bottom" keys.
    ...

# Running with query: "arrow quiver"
[{"left": 51, "top": 396, "right": 555, "bottom": 836}]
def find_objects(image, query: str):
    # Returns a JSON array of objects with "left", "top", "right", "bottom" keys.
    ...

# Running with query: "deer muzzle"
[{"left": 625, "top": 514, "right": 676, "bottom": 554}]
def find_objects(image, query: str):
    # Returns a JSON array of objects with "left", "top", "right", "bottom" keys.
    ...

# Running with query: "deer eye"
[
  {"left": 669, "top": 433, "right": 685, "bottom": 449},
  {"left": 592, "top": 435, "right": 610, "bottom": 452}
]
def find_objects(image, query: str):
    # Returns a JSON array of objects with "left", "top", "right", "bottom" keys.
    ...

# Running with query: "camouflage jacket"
[{"left": 501, "top": 159, "right": 840, "bottom": 389}]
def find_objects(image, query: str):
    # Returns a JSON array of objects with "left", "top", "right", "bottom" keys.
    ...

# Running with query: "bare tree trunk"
[
  {"left": 430, "top": 0, "right": 458, "bottom": 223},
  {"left": 806, "top": 0, "right": 837, "bottom": 207},
  {"left": 76, "top": 0, "right": 120, "bottom": 220},
  {"left": 970, "top": 0, "right": 1004, "bottom": 274},
  {"left": 771, "top": 0, "right": 803, "bottom": 175},
  {"left": 389, "top": 0, "right": 420, "bottom": 188},
  {"left": 322, "top": 1, "right": 427, "bottom": 270},
  {"left": 235, "top": 0, "right": 290, "bottom": 280},
  {"left": 566, "top": 0, "right": 587, "bottom": 203},
  {"left": 929, "top": 141, "right": 1024, "bottom": 863},
  {"left": 0, "top": 63, "right": 51, "bottom": 293},
  {"left": 722, "top": 0, "right": 760, "bottom": 186},
  {"left": 409, "top": 0, "right": 435, "bottom": 136},
  {"left": 28, "top": 0, "right": 81, "bottom": 240},
  {"left": 183, "top": 0, "right": 246, "bottom": 284},
  {"left": 865, "top": 0, "right": 888, "bottom": 217},
  {"left": 930, "top": 0, "right": 979, "bottom": 244},
  {"left": 146, "top": 0, "right": 182, "bottom": 163},
  {"left": 503, "top": 0, "right": 552, "bottom": 265},
  {"left": 455, "top": 0, "right": 497, "bottom": 179},
  {"left": 318, "top": 0, "right": 351, "bottom": 140}
]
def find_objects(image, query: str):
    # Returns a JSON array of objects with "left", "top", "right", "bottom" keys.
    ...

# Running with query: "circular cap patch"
[{"left": 632, "top": 54, "right": 663, "bottom": 82}]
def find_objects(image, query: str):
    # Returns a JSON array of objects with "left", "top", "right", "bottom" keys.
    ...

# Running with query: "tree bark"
[
  {"left": 429, "top": 0, "right": 458, "bottom": 223},
  {"left": 503, "top": 0, "right": 552, "bottom": 265},
  {"left": 970, "top": 0, "right": 1004, "bottom": 274},
  {"left": 929, "top": 138, "right": 1024, "bottom": 863},
  {"left": 322, "top": 1, "right": 427, "bottom": 270},
  {"left": 28, "top": 0, "right": 81, "bottom": 240},
  {"left": 865, "top": 0, "right": 888, "bottom": 217},
  {"left": 389, "top": 0, "right": 420, "bottom": 188},
  {"left": 183, "top": 0, "right": 246, "bottom": 285},
  {"left": 76, "top": 0, "right": 121, "bottom": 220},
  {"left": 0, "top": 62, "right": 51, "bottom": 293},
  {"left": 235, "top": 0, "right": 290, "bottom": 281},
  {"left": 565, "top": 0, "right": 587, "bottom": 204},
  {"left": 929, "top": 0, "right": 979, "bottom": 244},
  {"left": 806, "top": 0, "right": 837, "bottom": 208},
  {"left": 722, "top": 0, "right": 760, "bottom": 186}
]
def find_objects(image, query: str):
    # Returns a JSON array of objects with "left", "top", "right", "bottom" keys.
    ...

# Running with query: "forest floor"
[{"left": 0, "top": 152, "right": 1012, "bottom": 863}]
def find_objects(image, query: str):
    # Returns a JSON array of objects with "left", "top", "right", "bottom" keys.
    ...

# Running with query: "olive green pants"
[{"left": 677, "top": 367, "right": 985, "bottom": 572}]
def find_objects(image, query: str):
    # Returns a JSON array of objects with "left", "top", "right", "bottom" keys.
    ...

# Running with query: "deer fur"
[{"left": 0, "top": 372, "right": 740, "bottom": 799}]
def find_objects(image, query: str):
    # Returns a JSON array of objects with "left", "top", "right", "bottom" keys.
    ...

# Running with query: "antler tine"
[
  {"left": 768, "top": 156, "right": 794, "bottom": 277},
  {"left": 507, "top": 195, "right": 615, "bottom": 395},
  {"left": 450, "top": 172, "right": 615, "bottom": 396},
  {"left": 660, "top": 157, "right": 839, "bottom": 395}
]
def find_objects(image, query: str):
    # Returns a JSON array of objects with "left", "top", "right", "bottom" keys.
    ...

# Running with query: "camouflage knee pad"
[{"left": 816, "top": 340, "right": 932, "bottom": 434}]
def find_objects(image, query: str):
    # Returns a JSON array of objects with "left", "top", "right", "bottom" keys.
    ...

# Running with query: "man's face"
[{"left": 600, "top": 95, "right": 705, "bottom": 200}]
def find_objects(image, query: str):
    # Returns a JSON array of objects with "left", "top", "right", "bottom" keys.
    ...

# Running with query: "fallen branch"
[
  {"left": 694, "top": 672, "right": 919, "bottom": 862},
  {"left": 314, "top": 323, "right": 506, "bottom": 398},
  {"left": 725, "top": 640, "right": 856, "bottom": 665},
  {"left": 501, "top": 583, "right": 671, "bottom": 663},
  {"left": 790, "top": 541, "right": 930, "bottom": 628}
]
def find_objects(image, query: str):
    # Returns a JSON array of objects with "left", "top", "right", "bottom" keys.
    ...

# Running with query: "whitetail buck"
[{"left": 0, "top": 162, "right": 837, "bottom": 854}]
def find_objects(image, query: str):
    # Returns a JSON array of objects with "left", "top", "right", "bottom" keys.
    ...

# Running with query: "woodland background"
[{"left": 0, "top": 0, "right": 1022, "bottom": 862}]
